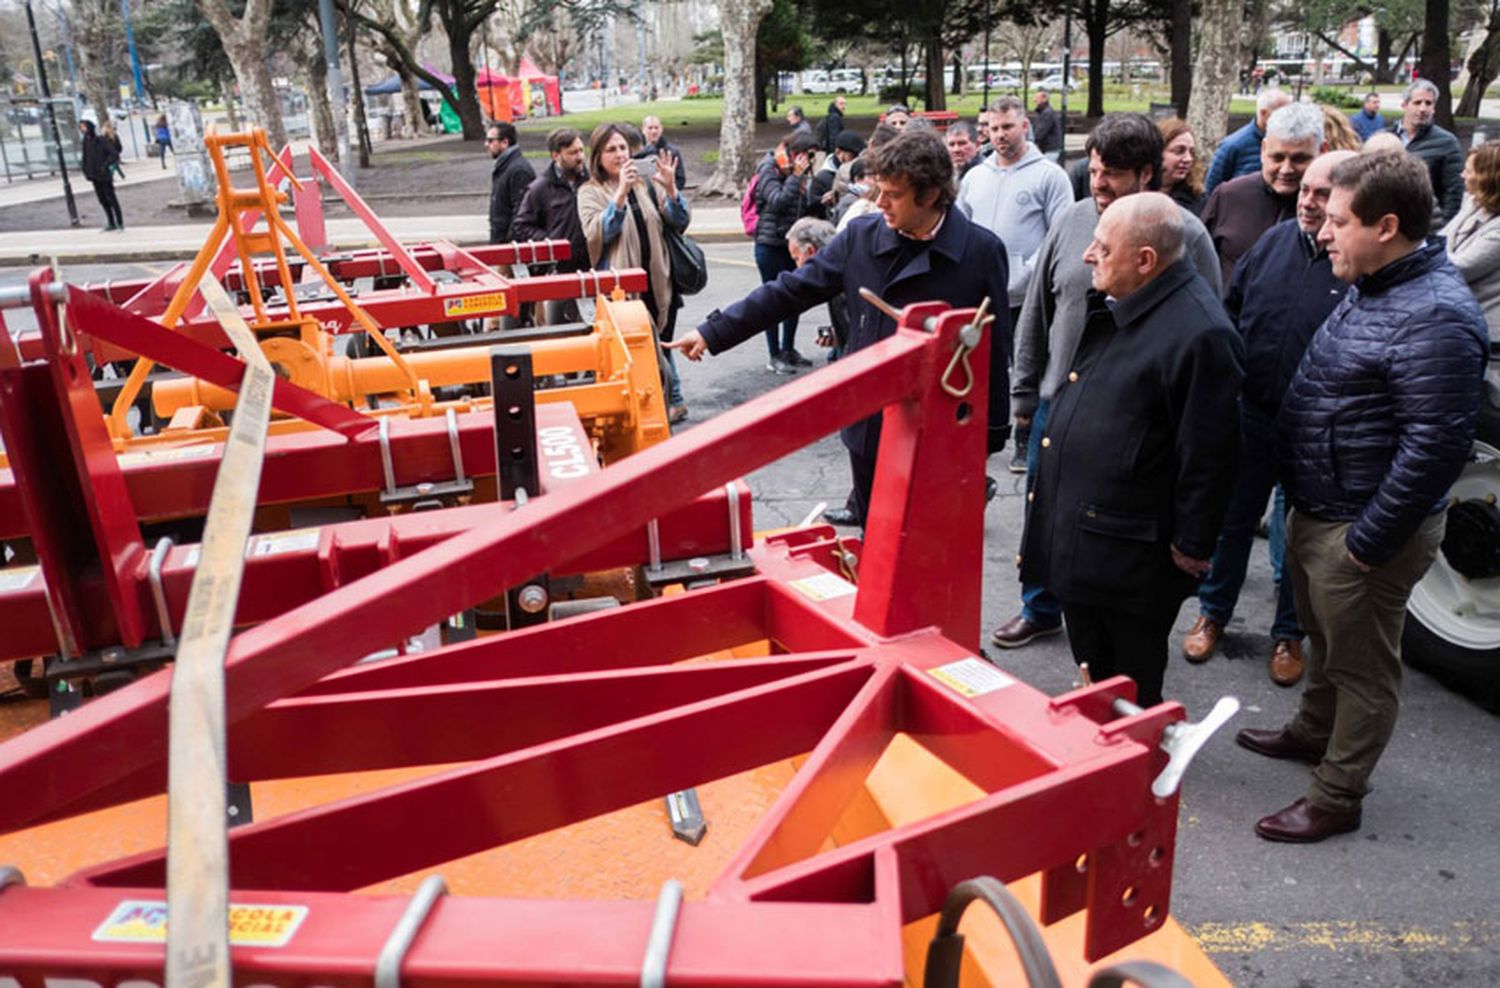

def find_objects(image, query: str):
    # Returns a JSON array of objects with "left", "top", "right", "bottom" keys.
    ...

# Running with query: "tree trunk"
[
  {"left": 950, "top": 51, "right": 962, "bottom": 96},
  {"left": 1420, "top": 0, "right": 1454, "bottom": 130},
  {"left": 197, "top": 0, "right": 289, "bottom": 149},
  {"left": 700, "top": 0, "right": 774, "bottom": 198},
  {"left": 1458, "top": 9, "right": 1500, "bottom": 118},
  {"left": 441, "top": 14, "right": 486, "bottom": 140},
  {"left": 1084, "top": 0, "right": 1107, "bottom": 119},
  {"left": 399, "top": 73, "right": 423, "bottom": 137},
  {"left": 302, "top": 41, "right": 339, "bottom": 161},
  {"left": 1169, "top": 0, "right": 1191, "bottom": 114},
  {"left": 220, "top": 74, "right": 241, "bottom": 130},
  {"left": 1376, "top": 27, "right": 1394, "bottom": 84},
  {"left": 924, "top": 37, "right": 946, "bottom": 111},
  {"left": 346, "top": 11, "right": 371, "bottom": 164},
  {"left": 755, "top": 61, "right": 768, "bottom": 123},
  {"left": 1186, "top": 0, "right": 1243, "bottom": 151}
]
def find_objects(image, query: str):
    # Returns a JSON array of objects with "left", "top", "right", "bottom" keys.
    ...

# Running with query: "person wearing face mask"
[
  {"left": 576, "top": 122, "right": 692, "bottom": 423},
  {"left": 994, "top": 113, "right": 1221, "bottom": 652},
  {"left": 1157, "top": 117, "right": 1205, "bottom": 215},
  {"left": 1200, "top": 102, "right": 1327, "bottom": 288}
]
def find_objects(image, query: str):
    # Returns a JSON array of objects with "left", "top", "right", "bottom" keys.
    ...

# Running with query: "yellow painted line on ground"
[
  {"left": 1190, "top": 919, "right": 1500, "bottom": 954},
  {"left": 703, "top": 253, "right": 758, "bottom": 269}
]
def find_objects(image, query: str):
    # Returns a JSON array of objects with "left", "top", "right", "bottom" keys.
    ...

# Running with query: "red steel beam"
[
  {"left": 0, "top": 319, "right": 936, "bottom": 832},
  {"left": 0, "top": 303, "right": 1189, "bottom": 980}
]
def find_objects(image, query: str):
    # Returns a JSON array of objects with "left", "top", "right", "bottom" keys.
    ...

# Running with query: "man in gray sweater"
[
  {"left": 958, "top": 95, "right": 1074, "bottom": 473},
  {"left": 993, "top": 112, "right": 1223, "bottom": 650}
]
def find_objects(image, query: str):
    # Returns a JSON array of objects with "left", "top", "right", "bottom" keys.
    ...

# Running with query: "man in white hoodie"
[{"left": 957, "top": 95, "right": 1074, "bottom": 472}]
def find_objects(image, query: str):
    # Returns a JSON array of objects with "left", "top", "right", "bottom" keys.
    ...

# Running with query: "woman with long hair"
[
  {"left": 1443, "top": 140, "right": 1500, "bottom": 339},
  {"left": 1157, "top": 117, "right": 1205, "bottom": 215},
  {"left": 576, "top": 123, "right": 692, "bottom": 422},
  {"left": 79, "top": 119, "right": 124, "bottom": 231}
]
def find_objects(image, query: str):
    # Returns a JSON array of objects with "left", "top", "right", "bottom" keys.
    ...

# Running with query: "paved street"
[{"left": 2, "top": 246, "right": 1499, "bottom": 985}]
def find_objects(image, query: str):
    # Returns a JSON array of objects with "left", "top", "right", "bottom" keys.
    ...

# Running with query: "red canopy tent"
[{"left": 476, "top": 61, "right": 562, "bottom": 122}]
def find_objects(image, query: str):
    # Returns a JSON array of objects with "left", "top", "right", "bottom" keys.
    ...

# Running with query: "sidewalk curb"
[{"left": 0, "top": 229, "right": 753, "bottom": 269}]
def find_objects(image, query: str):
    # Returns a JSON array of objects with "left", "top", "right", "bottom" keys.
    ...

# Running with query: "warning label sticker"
[
  {"left": 182, "top": 528, "right": 320, "bottom": 568},
  {"left": 928, "top": 658, "right": 1016, "bottom": 698},
  {"left": 0, "top": 566, "right": 40, "bottom": 592},
  {"left": 248, "top": 528, "right": 321, "bottom": 558},
  {"left": 118, "top": 444, "right": 219, "bottom": 468},
  {"left": 789, "top": 571, "right": 858, "bottom": 601},
  {"left": 443, "top": 291, "right": 508, "bottom": 317},
  {"left": 92, "top": 900, "right": 309, "bottom": 947}
]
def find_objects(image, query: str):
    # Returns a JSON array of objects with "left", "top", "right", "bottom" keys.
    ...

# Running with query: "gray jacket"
[
  {"left": 1012, "top": 196, "right": 1221, "bottom": 420},
  {"left": 1443, "top": 195, "right": 1500, "bottom": 339},
  {"left": 957, "top": 144, "right": 1074, "bottom": 307}
]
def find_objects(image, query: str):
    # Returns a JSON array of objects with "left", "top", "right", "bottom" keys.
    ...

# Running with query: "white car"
[{"left": 1036, "top": 74, "right": 1078, "bottom": 91}]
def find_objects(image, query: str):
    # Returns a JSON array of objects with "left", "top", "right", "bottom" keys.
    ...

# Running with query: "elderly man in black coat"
[
  {"left": 1019, "top": 192, "right": 1244, "bottom": 706},
  {"left": 667, "top": 129, "right": 1011, "bottom": 529}
]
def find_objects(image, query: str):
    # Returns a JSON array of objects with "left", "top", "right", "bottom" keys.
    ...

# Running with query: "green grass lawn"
[{"left": 516, "top": 81, "right": 1493, "bottom": 137}]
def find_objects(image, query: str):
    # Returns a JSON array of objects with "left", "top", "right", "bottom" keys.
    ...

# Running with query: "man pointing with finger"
[
  {"left": 668, "top": 129, "right": 1011, "bottom": 528},
  {"left": 1017, "top": 192, "right": 1244, "bottom": 706}
]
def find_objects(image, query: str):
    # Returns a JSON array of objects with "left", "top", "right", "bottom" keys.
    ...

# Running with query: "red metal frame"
[{"left": 0, "top": 300, "right": 1187, "bottom": 983}]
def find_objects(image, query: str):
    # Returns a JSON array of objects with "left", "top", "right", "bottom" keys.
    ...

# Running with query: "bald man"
[
  {"left": 1017, "top": 192, "right": 1244, "bottom": 706},
  {"left": 1184, "top": 151, "right": 1357, "bottom": 683}
]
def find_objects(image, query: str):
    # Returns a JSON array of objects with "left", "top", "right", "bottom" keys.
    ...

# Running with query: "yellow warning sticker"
[
  {"left": 928, "top": 658, "right": 1016, "bottom": 698},
  {"left": 789, "top": 571, "right": 858, "bottom": 601},
  {"left": 443, "top": 291, "right": 508, "bottom": 317},
  {"left": 92, "top": 900, "right": 309, "bottom": 947}
]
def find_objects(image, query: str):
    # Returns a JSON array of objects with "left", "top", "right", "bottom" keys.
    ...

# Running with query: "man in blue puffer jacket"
[{"left": 1237, "top": 152, "right": 1489, "bottom": 844}]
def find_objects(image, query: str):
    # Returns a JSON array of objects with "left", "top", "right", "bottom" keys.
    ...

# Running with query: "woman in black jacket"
[
  {"left": 79, "top": 119, "right": 123, "bottom": 231},
  {"left": 752, "top": 130, "right": 817, "bottom": 372}
]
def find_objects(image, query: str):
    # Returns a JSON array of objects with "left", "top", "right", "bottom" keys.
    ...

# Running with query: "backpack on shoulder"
[{"left": 740, "top": 172, "right": 762, "bottom": 237}]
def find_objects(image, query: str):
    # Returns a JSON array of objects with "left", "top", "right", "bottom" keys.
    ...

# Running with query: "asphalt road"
[{"left": 3, "top": 250, "right": 1498, "bottom": 986}]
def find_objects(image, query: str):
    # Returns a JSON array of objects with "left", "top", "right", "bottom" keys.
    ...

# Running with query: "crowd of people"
[{"left": 488, "top": 83, "right": 1494, "bottom": 843}]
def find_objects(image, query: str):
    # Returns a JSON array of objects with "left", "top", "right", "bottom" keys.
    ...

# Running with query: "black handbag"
[{"left": 647, "top": 185, "right": 708, "bottom": 296}]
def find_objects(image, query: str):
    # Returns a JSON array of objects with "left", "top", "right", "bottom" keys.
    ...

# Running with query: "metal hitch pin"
[{"left": 1113, "top": 695, "right": 1241, "bottom": 799}]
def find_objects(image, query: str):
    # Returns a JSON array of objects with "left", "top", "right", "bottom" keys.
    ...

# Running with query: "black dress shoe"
[
  {"left": 822, "top": 507, "right": 861, "bottom": 526},
  {"left": 1235, "top": 727, "right": 1325, "bottom": 765},
  {"left": 985, "top": 476, "right": 998, "bottom": 502},
  {"left": 1255, "top": 797, "right": 1361, "bottom": 843}
]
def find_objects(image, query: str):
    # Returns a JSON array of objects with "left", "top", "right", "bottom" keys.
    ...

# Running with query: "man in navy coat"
[{"left": 668, "top": 130, "right": 1011, "bottom": 528}]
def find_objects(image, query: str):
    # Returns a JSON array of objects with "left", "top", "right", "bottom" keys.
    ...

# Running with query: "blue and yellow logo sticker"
[{"left": 92, "top": 900, "right": 309, "bottom": 947}]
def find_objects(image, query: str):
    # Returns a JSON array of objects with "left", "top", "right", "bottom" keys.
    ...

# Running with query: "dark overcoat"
[
  {"left": 698, "top": 209, "right": 1011, "bottom": 458},
  {"left": 1019, "top": 259, "right": 1244, "bottom": 611}
]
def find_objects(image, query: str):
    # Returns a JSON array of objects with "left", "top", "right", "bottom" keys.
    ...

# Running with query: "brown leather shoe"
[
  {"left": 1181, "top": 615, "right": 1221, "bottom": 663},
  {"left": 1270, "top": 638, "right": 1304, "bottom": 686},
  {"left": 990, "top": 614, "right": 1064, "bottom": 649},
  {"left": 1255, "top": 797, "right": 1361, "bottom": 843},
  {"left": 1235, "top": 727, "right": 1325, "bottom": 764}
]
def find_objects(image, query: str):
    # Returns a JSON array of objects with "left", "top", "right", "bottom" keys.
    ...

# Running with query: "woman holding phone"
[
  {"left": 751, "top": 131, "right": 818, "bottom": 373},
  {"left": 577, "top": 122, "right": 692, "bottom": 422}
]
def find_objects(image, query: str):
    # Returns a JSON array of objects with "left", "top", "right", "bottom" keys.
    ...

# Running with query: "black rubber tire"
[{"left": 1402, "top": 618, "right": 1500, "bottom": 712}]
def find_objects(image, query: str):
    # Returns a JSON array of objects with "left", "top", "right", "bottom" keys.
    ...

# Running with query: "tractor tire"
[{"left": 1402, "top": 375, "right": 1500, "bottom": 712}]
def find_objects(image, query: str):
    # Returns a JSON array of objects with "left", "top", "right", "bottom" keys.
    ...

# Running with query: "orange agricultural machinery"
[{"left": 0, "top": 132, "right": 1235, "bottom": 986}]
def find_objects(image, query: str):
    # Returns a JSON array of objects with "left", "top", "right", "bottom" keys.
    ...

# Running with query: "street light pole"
[
  {"left": 119, "top": 0, "right": 146, "bottom": 100},
  {"left": 1058, "top": 7, "right": 1072, "bottom": 166},
  {"left": 24, "top": 0, "right": 79, "bottom": 226}
]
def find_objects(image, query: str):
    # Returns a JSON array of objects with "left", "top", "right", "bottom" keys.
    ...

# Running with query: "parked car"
[{"left": 1036, "top": 74, "right": 1078, "bottom": 91}]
